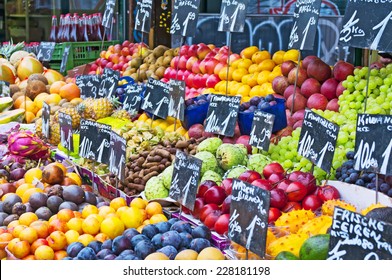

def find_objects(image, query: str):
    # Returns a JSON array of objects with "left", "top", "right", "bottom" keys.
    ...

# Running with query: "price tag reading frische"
[
  {"left": 76, "top": 75, "right": 101, "bottom": 99},
  {"left": 122, "top": 84, "right": 144, "bottom": 116},
  {"left": 60, "top": 44, "right": 71, "bottom": 73},
  {"left": 218, "top": 0, "right": 248, "bottom": 33},
  {"left": 99, "top": 68, "right": 120, "bottom": 98},
  {"left": 141, "top": 78, "right": 170, "bottom": 119},
  {"left": 328, "top": 207, "right": 392, "bottom": 260},
  {"left": 109, "top": 131, "right": 126, "bottom": 182},
  {"left": 168, "top": 79, "right": 185, "bottom": 121},
  {"left": 169, "top": 150, "right": 202, "bottom": 211},
  {"left": 170, "top": 0, "right": 201, "bottom": 37},
  {"left": 229, "top": 179, "right": 270, "bottom": 258},
  {"left": 59, "top": 112, "right": 73, "bottom": 152},
  {"left": 36, "top": 42, "right": 56, "bottom": 62},
  {"left": 288, "top": 0, "right": 321, "bottom": 50},
  {"left": 298, "top": 109, "right": 339, "bottom": 173},
  {"left": 339, "top": 1, "right": 392, "bottom": 52},
  {"left": 42, "top": 102, "right": 51, "bottom": 139},
  {"left": 249, "top": 110, "right": 275, "bottom": 151},
  {"left": 205, "top": 95, "right": 241, "bottom": 137},
  {"left": 135, "top": 0, "right": 153, "bottom": 33},
  {"left": 353, "top": 114, "right": 392, "bottom": 175}
]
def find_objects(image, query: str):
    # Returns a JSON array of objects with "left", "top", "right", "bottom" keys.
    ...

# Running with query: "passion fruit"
[
  {"left": 59, "top": 201, "right": 78, "bottom": 211},
  {"left": 46, "top": 195, "right": 63, "bottom": 214},
  {"left": 35, "top": 206, "right": 53, "bottom": 221},
  {"left": 29, "top": 192, "right": 48, "bottom": 211},
  {"left": 62, "top": 185, "right": 85, "bottom": 205},
  {"left": 3, "top": 193, "right": 22, "bottom": 214},
  {"left": 42, "top": 164, "right": 64, "bottom": 185}
]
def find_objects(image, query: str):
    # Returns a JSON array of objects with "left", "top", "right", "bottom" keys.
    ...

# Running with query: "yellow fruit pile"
[{"left": 138, "top": 113, "right": 188, "bottom": 138}]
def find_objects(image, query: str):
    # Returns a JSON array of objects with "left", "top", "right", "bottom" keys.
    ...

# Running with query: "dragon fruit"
[{"left": 7, "top": 130, "right": 50, "bottom": 159}]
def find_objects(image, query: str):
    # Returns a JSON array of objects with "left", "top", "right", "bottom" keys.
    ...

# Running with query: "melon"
[
  {"left": 0, "top": 97, "right": 13, "bottom": 113},
  {"left": 0, "top": 109, "right": 25, "bottom": 124}
]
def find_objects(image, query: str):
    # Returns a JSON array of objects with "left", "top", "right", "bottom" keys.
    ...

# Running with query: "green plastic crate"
[{"left": 49, "top": 41, "right": 119, "bottom": 73}]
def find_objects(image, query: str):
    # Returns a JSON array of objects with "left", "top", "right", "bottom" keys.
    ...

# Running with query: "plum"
[
  {"left": 154, "top": 222, "right": 171, "bottom": 233},
  {"left": 190, "top": 238, "right": 211, "bottom": 253},
  {"left": 157, "top": 245, "right": 178, "bottom": 260},
  {"left": 170, "top": 221, "right": 192, "bottom": 234},
  {"left": 122, "top": 254, "right": 140, "bottom": 260},
  {"left": 96, "top": 249, "right": 114, "bottom": 259},
  {"left": 112, "top": 235, "right": 132, "bottom": 255},
  {"left": 119, "top": 249, "right": 135, "bottom": 258},
  {"left": 179, "top": 232, "right": 192, "bottom": 249},
  {"left": 191, "top": 225, "right": 211, "bottom": 240},
  {"left": 62, "top": 257, "right": 73, "bottom": 260},
  {"left": 102, "top": 239, "right": 112, "bottom": 250},
  {"left": 161, "top": 230, "right": 182, "bottom": 250},
  {"left": 141, "top": 224, "right": 159, "bottom": 239},
  {"left": 76, "top": 247, "right": 97, "bottom": 260},
  {"left": 134, "top": 240, "right": 155, "bottom": 260},
  {"left": 103, "top": 254, "right": 117, "bottom": 260},
  {"left": 131, "top": 234, "right": 150, "bottom": 249},
  {"left": 66, "top": 242, "right": 85, "bottom": 258},
  {"left": 87, "top": 241, "right": 102, "bottom": 254},
  {"left": 151, "top": 233, "right": 163, "bottom": 249},
  {"left": 123, "top": 228, "right": 140, "bottom": 241},
  {"left": 167, "top": 218, "right": 180, "bottom": 225}
]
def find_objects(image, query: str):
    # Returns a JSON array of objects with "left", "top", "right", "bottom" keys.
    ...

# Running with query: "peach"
[
  {"left": 57, "top": 209, "right": 75, "bottom": 223},
  {"left": 30, "top": 220, "right": 50, "bottom": 239},
  {"left": 34, "top": 245, "right": 55, "bottom": 260},
  {"left": 12, "top": 240, "right": 31, "bottom": 259},
  {"left": 19, "top": 227, "right": 38, "bottom": 244},
  {"left": 30, "top": 238, "right": 49, "bottom": 254},
  {"left": 46, "top": 231, "right": 67, "bottom": 251},
  {"left": 48, "top": 218, "right": 68, "bottom": 233},
  {"left": 10, "top": 225, "right": 28, "bottom": 238},
  {"left": 54, "top": 250, "right": 68, "bottom": 260},
  {"left": 0, "top": 232, "right": 13, "bottom": 249}
]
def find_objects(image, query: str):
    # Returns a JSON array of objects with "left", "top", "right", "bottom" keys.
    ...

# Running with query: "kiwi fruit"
[
  {"left": 25, "top": 80, "right": 47, "bottom": 99},
  {"left": 28, "top": 73, "right": 48, "bottom": 85}
]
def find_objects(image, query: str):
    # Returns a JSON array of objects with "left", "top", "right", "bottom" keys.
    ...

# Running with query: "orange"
[
  {"left": 232, "top": 68, "right": 248, "bottom": 82},
  {"left": 130, "top": 197, "right": 148, "bottom": 209},
  {"left": 237, "top": 84, "right": 251, "bottom": 97},
  {"left": 228, "top": 82, "right": 241, "bottom": 96},
  {"left": 59, "top": 83, "right": 80, "bottom": 101},
  {"left": 49, "top": 81, "right": 66, "bottom": 94},
  {"left": 145, "top": 202, "right": 163, "bottom": 218},
  {"left": 45, "top": 93, "right": 62, "bottom": 105},
  {"left": 19, "top": 212, "right": 39, "bottom": 226},
  {"left": 245, "top": 73, "right": 259, "bottom": 87},
  {"left": 257, "top": 70, "right": 271, "bottom": 85},
  {"left": 248, "top": 64, "right": 259, "bottom": 74},
  {"left": 252, "top": 50, "right": 271, "bottom": 64},
  {"left": 149, "top": 214, "right": 168, "bottom": 224},
  {"left": 24, "top": 168, "right": 43, "bottom": 184},
  {"left": 272, "top": 50, "right": 286, "bottom": 65},
  {"left": 16, "top": 183, "right": 35, "bottom": 197},
  {"left": 241, "top": 95, "right": 251, "bottom": 103},
  {"left": 260, "top": 82, "right": 274, "bottom": 96},
  {"left": 25, "top": 112, "right": 36, "bottom": 124},
  {"left": 22, "top": 187, "right": 43, "bottom": 203},
  {"left": 283, "top": 49, "right": 300, "bottom": 62},
  {"left": 100, "top": 216, "right": 125, "bottom": 239},
  {"left": 34, "top": 92, "right": 49, "bottom": 109},
  {"left": 66, "top": 172, "right": 82, "bottom": 186},
  {"left": 20, "top": 100, "right": 39, "bottom": 114},
  {"left": 19, "top": 227, "right": 38, "bottom": 244},
  {"left": 237, "top": 58, "right": 253, "bottom": 69},
  {"left": 259, "top": 59, "right": 276, "bottom": 71},
  {"left": 110, "top": 197, "right": 127, "bottom": 211},
  {"left": 14, "top": 96, "right": 32, "bottom": 109},
  {"left": 218, "top": 66, "right": 233, "bottom": 81},
  {"left": 240, "top": 46, "right": 259, "bottom": 59},
  {"left": 249, "top": 85, "right": 262, "bottom": 97}
]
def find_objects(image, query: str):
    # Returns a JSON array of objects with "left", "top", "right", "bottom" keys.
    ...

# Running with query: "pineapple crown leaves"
[
  {"left": 109, "top": 96, "right": 122, "bottom": 109},
  {"left": 0, "top": 39, "right": 25, "bottom": 60}
]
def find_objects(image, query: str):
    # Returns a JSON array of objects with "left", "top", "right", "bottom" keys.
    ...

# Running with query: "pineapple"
[
  {"left": 267, "top": 233, "right": 308, "bottom": 258},
  {"left": 77, "top": 97, "right": 94, "bottom": 119},
  {"left": 111, "top": 109, "right": 132, "bottom": 120},
  {"left": 321, "top": 199, "right": 357, "bottom": 216},
  {"left": 274, "top": 209, "right": 316, "bottom": 234},
  {"left": 91, "top": 98, "right": 114, "bottom": 120},
  {"left": 54, "top": 107, "right": 81, "bottom": 129},
  {"left": 35, "top": 116, "right": 60, "bottom": 145},
  {"left": 298, "top": 215, "right": 332, "bottom": 236}
]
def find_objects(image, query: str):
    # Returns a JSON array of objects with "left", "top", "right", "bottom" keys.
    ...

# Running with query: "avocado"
[
  {"left": 275, "top": 251, "right": 300, "bottom": 260},
  {"left": 365, "top": 207, "right": 392, "bottom": 224},
  {"left": 299, "top": 234, "right": 330, "bottom": 260}
]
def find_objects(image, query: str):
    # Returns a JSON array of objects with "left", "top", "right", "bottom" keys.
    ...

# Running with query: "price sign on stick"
[
  {"left": 168, "top": 79, "right": 185, "bottom": 121},
  {"left": 0, "top": 81, "right": 10, "bottom": 97},
  {"left": 298, "top": 109, "right": 339, "bottom": 173},
  {"left": 36, "top": 42, "right": 56, "bottom": 62},
  {"left": 102, "top": 0, "right": 116, "bottom": 29},
  {"left": 339, "top": 1, "right": 392, "bottom": 51},
  {"left": 141, "top": 77, "right": 170, "bottom": 119},
  {"left": 169, "top": 150, "right": 202, "bottom": 211},
  {"left": 205, "top": 95, "right": 241, "bottom": 137},
  {"left": 135, "top": 0, "right": 153, "bottom": 33},
  {"left": 59, "top": 112, "right": 73, "bottom": 153},
  {"left": 249, "top": 110, "right": 275, "bottom": 151},
  {"left": 60, "top": 45, "right": 71, "bottom": 73},
  {"left": 42, "top": 102, "right": 51, "bottom": 139},
  {"left": 218, "top": 0, "right": 248, "bottom": 33},
  {"left": 76, "top": 75, "right": 101, "bottom": 99},
  {"left": 122, "top": 84, "right": 144, "bottom": 116},
  {"left": 170, "top": 0, "right": 201, "bottom": 37},
  {"left": 288, "top": 0, "right": 322, "bottom": 50},
  {"left": 328, "top": 207, "right": 392, "bottom": 260},
  {"left": 229, "top": 179, "right": 270, "bottom": 258},
  {"left": 109, "top": 131, "right": 126, "bottom": 182},
  {"left": 353, "top": 114, "right": 392, "bottom": 175},
  {"left": 99, "top": 68, "right": 120, "bottom": 98}
]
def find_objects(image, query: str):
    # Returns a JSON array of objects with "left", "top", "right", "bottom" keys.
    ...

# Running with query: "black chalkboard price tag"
[
  {"left": 339, "top": 2, "right": 392, "bottom": 51},
  {"left": 60, "top": 44, "right": 71, "bottom": 73},
  {"left": 170, "top": 0, "right": 201, "bottom": 37},
  {"left": 109, "top": 131, "right": 126, "bottom": 182},
  {"left": 168, "top": 79, "right": 185, "bottom": 121},
  {"left": 353, "top": 114, "right": 392, "bottom": 175},
  {"left": 76, "top": 75, "right": 101, "bottom": 99},
  {"left": 99, "top": 68, "right": 120, "bottom": 98},
  {"left": 141, "top": 77, "right": 170, "bottom": 119},
  {"left": 36, "top": 42, "right": 56, "bottom": 62},
  {"left": 249, "top": 110, "right": 275, "bottom": 151},
  {"left": 135, "top": 0, "right": 153, "bottom": 33},
  {"left": 122, "top": 84, "right": 144, "bottom": 116},
  {"left": 205, "top": 95, "right": 241, "bottom": 137},
  {"left": 288, "top": 0, "right": 321, "bottom": 50},
  {"left": 298, "top": 109, "right": 339, "bottom": 173},
  {"left": 79, "top": 119, "right": 111, "bottom": 165},
  {"left": 0, "top": 81, "right": 10, "bottom": 97},
  {"left": 42, "top": 102, "right": 51, "bottom": 139},
  {"left": 218, "top": 0, "right": 248, "bottom": 33},
  {"left": 328, "top": 207, "right": 392, "bottom": 260},
  {"left": 102, "top": 0, "right": 116, "bottom": 29},
  {"left": 169, "top": 150, "right": 202, "bottom": 211},
  {"left": 229, "top": 179, "right": 270, "bottom": 258},
  {"left": 59, "top": 112, "right": 74, "bottom": 152}
]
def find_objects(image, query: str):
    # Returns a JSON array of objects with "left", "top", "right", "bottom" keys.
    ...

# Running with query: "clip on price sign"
[
  {"left": 76, "top": 75, "right": 101, "bottom": 99},
  {"left": 109, "top": 131, "right": 127, "bottom": 183},
  {"left": 135, "top": 0, "right": 153, "bottom": 34},
  {"left": 42, "top": 102, "right": 51, "bottom": 139},
  {"left": 168, "top": 79, "right": 185, "bottom": 122},
  {"left": 36, "top": 42, "right": 56, "bottom": 62},
  {"left": 249, "top": 110, "right": 275, "bottom": 152},
  {"left": 229, "top": 179, "right": 270, "bottom": 258},
  {"left": 297, "top": 109, "right": 339, "bottom": 173},
  {"left": 60, "top": 44, "right": 71, "bottom": 73},
  {"left": 122, "top": 84, "right": 144, "bottom": 116},
  {"left": 218, "top": 0, "right": 248, "bottom": 33},
  {"left": 141, "top": 77, "right": 170, "bottom": 119},
  {"left": 99, "top": 68, "right": 120, "bottom": 98},
  {"left": 0, "top": 81, "right": 10, "bottom": 97},
  {"left": 328, "top": 207, "right": 392, "bottom": 260},
  {"left": 102, "top": 0, "right": 116, "bottom": 29},
  {"left": 169, "top": 150, "right": 202, "bottom": 211},
  {"left": 59, "top": 112, "right": 74, "bottom": 154},
  {"left": 170, "top": 0, "right": 201, "bottom": 37},
  {"left": 205, "top": 94, "right": 241, "bottom": 137}
]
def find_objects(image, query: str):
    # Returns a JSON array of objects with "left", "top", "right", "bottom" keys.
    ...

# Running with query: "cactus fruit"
[
  {"left": 298, "top": 215, "right": 332, "bottom": 236},
  {"left": 274, "top": 209, "right": 316, "bottom": 233},
  {"left": 360, "top": 203, "right": 386, "bottom": 216},
  {"left": 321, "top": 199, "right": 357, "bottom": 216},
  {"left": 267, "top": 233, "right": 308, "bottom": 258}
]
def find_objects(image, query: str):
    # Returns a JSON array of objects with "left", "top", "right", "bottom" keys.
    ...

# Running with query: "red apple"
[
  {"left": 302, "top": 194, "right": 323, "bottom": 211},
  {"left": 263, "top": 162, "right": 285, "bottom": 179},
  {"left": 293, "top": 119, "right": 303, "bottom": 129},
  {"left": 281, "top": 201, "right": 302, "bottom": 212},
  {"left": 292, "top": 109, "right": 305, "bottom": 122},
  {"left": 251, "top": 179, "right": 273, "bottom": 191},
  {"left": 270, "top": 189, "right": 288, "bottom": 209},
  {"left": 300, "top": 78, "right": 321, "bottom": 98},
  {"left": 197, "top": 180, "right": 217, "bottom": 197},
  {"left": 199, "top": 204, "right": 220, "bottom": 222},
  {"left": 288, "top": 67, "right": 308, "bottom": 87},
  {"left": 317, "top": 185, "right": 340, "bottom": 201},
  {"left": 197, "top": 43, "right": 211, "bottom": 60},
  {"left": 336, "top": 81, "right": 345, "bottom": 97},
  {"left": 214, "top": 214, "right": 230, "bottom": 235},
  {"left": 122, "top": 40, "right": 130, "bottom": 47},
  {"left": 281, "top": 60, "right": 297, "bottom": 77},
  {"left": 188, "top": 123, "right": 205, "bottom": 139},
  {"left": 221, "top": 195, "right": 231, "bottom": 214},
  {"left": 204, "top": 211, "right": 222, "bottom": 230},
  {"left": 287, "top": 171, "right": 317, "bottom": 195},
  {"left": 326, "top": 98, "right": 339, "bottom": 112},
  {"left": 238, "top": 170, "right": 262, "bottom": 183},
  {"left": 180, "top": 45, "right": 190, "bottom": 56},
  {"left": 181, "top": 205, "right": 191, "bottom": 215},
  {"left": 283, "top": 85, "right": 301, "bottom": 100},
  {"left": 191, "top": 197, "right": 206, "bottom": 219},
  {"left": 235, "top": 135, "right": 252, "bottom": 154},
  {"left": 221, "top": 178, "right": 233, "bottom": 195},
  {"left": 333, "top": 60, "right": 354, "bottom": 81},
  {"left": 307, "top": 59, "right": 332, "bottom": 83},
  {"left": 268, "top": 207, "right": 282, "bottom": 224},
  {"left": 170, "top": 56, "right": 179, "bottom": 69},
  {"left": 178, "top": 56, "right": 188, "bottom": 70},
  {"left": 188, "top": 44, "right": 198, "bottom": 57},
  {"left": 222, "top": 136, "right": 236, "bottom": 144},
  {"left": 214, "top": 62, "right": 226, "bottom": 75},
  {"left": 203, "top": 185, "right": 227, "bottom": 205},
  {"left": 276, "top": 179, "right": 292, "bottom": 192},
  {"left": 185, "top": 73, "right": 196, "bottom": 87},
  {"left": 268, "top": 173, "right": 285, "bottom": 185},
  {"left": 186, "top": 56, "right": 199, "bottom": 71},
  {"left": 302, "top": 55, "right": 319, "bottom": 70},
  {"left": 307, "top": 93, "right": 328, "bottom": 110},
  {"left": 206, "top": 74, "right": 220, "bottom": 88},
  {"left": 272, "top": 76, "right": 290, "bottom": 95},
  {"left": 121, "top": 47, "right": 130, "bottom": 57},
  {"left": 285, "top": 182, "right": 308, "bottom": 202},
  {"left": 321, "top": 78, "right": 339, "bottom": 100},
  {"left": 191, "top": 60, "right": 201, "bottom": 74}
]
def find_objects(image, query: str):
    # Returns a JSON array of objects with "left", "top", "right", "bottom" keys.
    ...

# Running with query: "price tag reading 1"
[
  {"left": 170, "top": 0, "right": 201, "bottom": 37},
  {"left": 109, "top": 131, "right": 126, "bottom": 182},
  {"left": 229, "top": 179, "right": 270, "bottom": 258},
  {"left": 169, "top": 150, "right": 202, "bottom": 211},
  {"left": 141, "top": 77, "right": 170, "bottom": 119},
  {"left": 339, "top": 1, "right": 392, "bottom": 51},
  {"left": 99, "top": 68, "right": 120, "bottom": 98},
  {"left": 0, "top": 81, "right": 10, "bottom": 97},
  {"left": 218, "top": 0, "right": 248, "bottom": 33},
  {"left": 168, "top": 79, "right": 185, "bottom": 121},
  {"left": 59, "top": 112, "right": 73, "bottom": 152},
  {"left": 249, "top": 110, "right": 275, "bottom": 151},
  {"left": 36, "top": 42, "right": 56, "bottom": 62},
  {"left": 135, "top": 0, "right": 153, "bottom": 33},
  {"left": 298, "top": 109, "right": 339, "bottom": 173},
  {"left": 102, "top": 0, "right": 116, "bottom": 29},
  {"left": 353, "top": 114, "right": 392, "bottom": 175},
  {"left": 60, "top": 44, "right": 71, "bottom": 73},
  {"left": 76, "top": 75, "right": 101, "bottom": 98},
  {"left": 42, "top": 102, "right": 51, "bottom": 139},
  {"left": 205, "top": 95, "right": 241, "bottom": 137},
  {"left": 328, "top": 207, "right": 392, "bottom": 260},
  {"left": 122, "top": 84, "right": 144, "bottom": 116}
]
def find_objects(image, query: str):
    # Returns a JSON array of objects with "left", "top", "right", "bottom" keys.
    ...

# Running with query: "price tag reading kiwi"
[
  {"left": 76, "top": 75, "right": 101, "bottom": 99},
  {"left": 288, "top": 0, "right": 321, "bottom": 50},
  {"left": 122, "top": 84, "right": 144, "bottom": 116},
  {"left": 109, "top": 131, "right": 126, "bottom": 182},
  {"left": 99, "top": 68, "right": 120, "bottom": 98},
  {"left": 249, "top": 110, "right": 275, "bottom": 151},
  {"left": 42, "top": 102, "right": 51, "bottom": 139},
  {"left": 59, "top": 112, "right": 74, "bottom": 152},
  {"left": 218, "top": 0, "right": 248, "bottom": 33},
  {"left": 60, "top": 44, "right": 71, "bottom": 73},
  {"left": 0, "top": 81, "right": 10, "bottom": 97},
  {"left": 298, "top": 109, "right": 339, "bottom": 173},
  {"left": 141, "top": 77, "right": 170, "bottom": 119},
  {"left": 135, "top": 0, "right": 153, "bottom": 33},
  {"left": 168, "top": 79, "right": 185, "bottom": 121},
  {"left": 229, "top": 179, "right": 270, "bottom": 258},
  {"left": 102, "top": 0, "right": 116, "bottom": 29},
  {"left": 353, "top": 114, "right": 392, "bottom": 175},
  {"left": 169, "top": 150, "right": 202, "bottom": 211},
  {"left": 36, "top": 42, "right": 56, "bottom": 62},
  {"left": 170, "top": 0, "right": 201, "bottom": 37},
  {"left": 205, "top": 95, "right": 241, "bottom": 137}
]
